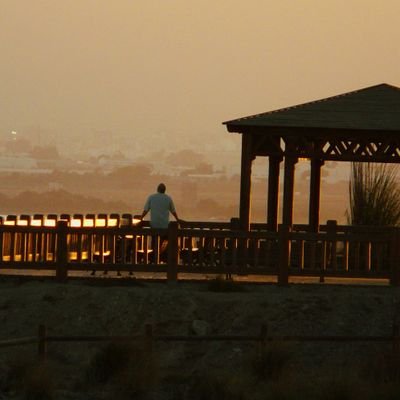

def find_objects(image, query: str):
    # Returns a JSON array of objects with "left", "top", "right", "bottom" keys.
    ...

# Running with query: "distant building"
[{"left": 0, "top": 155, "right": 38, "bottom": 171}]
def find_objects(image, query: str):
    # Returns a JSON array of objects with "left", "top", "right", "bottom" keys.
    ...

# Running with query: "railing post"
[
  {"left": 56, "top": 220, "right": 68, "bottom": 282},
  {"left": 0, "top": 227, "right": 3, "bottom": 265},
  {"left": 278, "top": 225, "right": 290, "bottom": 286},
  {"left": 326, "top": 220, "right": 337, "bottom": 270},
  {"left": 230, "top": 217, "right": 240, "bottom": 230},
  {"left": 167, "top": 221, "right": 178, "bottom": 282},
  {"left": 231, "top": 217, "right": 248, "bottom": 276},
  {"left": 390, "top": 227, "right": 400, "bottom": 286},
  {"left": 38, "top": 324, "right": 47, "bottom": 361}
]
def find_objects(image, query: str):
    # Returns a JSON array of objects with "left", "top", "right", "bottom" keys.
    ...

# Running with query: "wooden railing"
[{"left": 0, "top": 214, "right": 399, "bottom": 285}]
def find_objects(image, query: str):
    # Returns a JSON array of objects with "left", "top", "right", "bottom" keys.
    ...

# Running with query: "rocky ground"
[{"left": 0, "top": 275, "right": 400, "bottom": 399}]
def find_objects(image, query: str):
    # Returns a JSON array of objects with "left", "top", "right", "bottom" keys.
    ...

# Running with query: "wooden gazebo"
[{"left": 223, "top": 83, "right": 400, "bottom": 232}]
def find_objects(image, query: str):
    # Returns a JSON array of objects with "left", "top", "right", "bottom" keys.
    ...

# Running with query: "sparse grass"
[
  {"left": 23, "top": 363, "right": 54, "bottom": 400},
  {"left": 41, "top": 294, "right": 58, "bottom": 304},
  {"left": 360, "top": 349, "right": 400, "bottom": 384},
  {"left": 312, "top": 373, "right": 365, "bottom": 400},
  {"left": 187, "top": 342, "right": 293, "bottom": 400},
  {"left": 3, "top": 354, "right": 54, "bottom": 400},
  {"left": 84, "top": 277, "right": 146, "bottom": 287},
  {"left": 250, "top": 341, "right": 292, "bottom": 382},
  {"left": 207, "top": 275, "right": 246, "bottom": 292},
  {"left": 188, "top": 371, "right": 248, "bottom": 400}
]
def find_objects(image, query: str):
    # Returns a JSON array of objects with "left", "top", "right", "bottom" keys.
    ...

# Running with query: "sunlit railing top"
[{"left": 0, "top": 213, "right": 142, "bottom": 228}]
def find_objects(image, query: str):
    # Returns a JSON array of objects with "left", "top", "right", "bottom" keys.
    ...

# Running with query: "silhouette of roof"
[{"left": 224, "top": 84, "right": 400, "bottom": 134}]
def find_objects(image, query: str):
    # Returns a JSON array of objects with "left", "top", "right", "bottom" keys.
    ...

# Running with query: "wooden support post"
[
  {"left": 282, "top": 156, "right": 297, "bottom": 228},
  {"left": 56, "top": 220, "right": 68, "bottom": 282},
  {"left": 309, "top": 159, "right": 323, "bottom": 232},
  {"left": 278, "top": 224, "right": 290, "bottom": 286},
  {"left": 390, "top": 228, "right": 400, "bottom": 286},
  {"left": 239, "top": 133, "right": 253, "bottom": 231},
  {"left": 38, "top": 324, "right": 47, "bottom": 361},
  {"left": 167, "top": 221, "right": 178, "bottom": 282},
  {"left": 267, "top": 156, "right": 282, "bottom": 232}
]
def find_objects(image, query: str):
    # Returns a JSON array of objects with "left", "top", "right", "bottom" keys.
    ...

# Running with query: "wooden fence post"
[
  {"left": 259, "top": 324, "right": 267, "bottom": 354},
  {"left": 56, "top": 220, "right": 68, "bottom": 282},
  {"left": 390, "top": 228, "right": 400, "bottom": 287},
  {"left": 144, "top": 324, "right": 154, "bottom": 356},
  {"left": 278, "top": 225, "right": 290, "bottom": 286},
  {"left": 392, "top": 320, "right": 400, "bottom": 358},
  {"left": 38, "top": 324, "right": 47, "bottom": 361},
  {"left": 167, "top": 221, "right": 178, "bottom": 282}
]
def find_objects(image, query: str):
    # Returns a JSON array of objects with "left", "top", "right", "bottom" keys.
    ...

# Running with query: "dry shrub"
[
  {"left": 188, "top": 371, "right": 248, "bottom": 400},
  {"left": 85, "top": 340, "right": 158, "bottom": 396},
  {"left": 207, "top": 275, "right": 246, "bottom": 292},
  {"left": 315, "top": 375, "right": 361, "bottom": 400},
  {"left": 23, "top": 363, "right": 54, "bottom": 400},
  {"left": 251, "top": 341, "right": 292, "bottom": 382},
  {"left": 359, "top": 349, "right": 400, "bottom": 384},
  {"left": 3, "top": 355, "right": 54, "bottom": 400}
]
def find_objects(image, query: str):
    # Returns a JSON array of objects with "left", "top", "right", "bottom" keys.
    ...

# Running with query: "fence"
[
  {"left": 0, "top": 214, "right": 399, "bottom": 285},
  {"left": 1, "top": 323, "right": 399, "bottom": 362}
]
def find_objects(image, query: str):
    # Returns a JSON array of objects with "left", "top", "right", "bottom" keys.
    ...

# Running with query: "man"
[
  {"left": 140, "top": 183, "right": 180, "bottom": 263},
  {"left": 140, "top": 183, "right": 180, "bottom": 228},
  {"left": 141, "top": 183, "right": 179, "bottom": 229}
]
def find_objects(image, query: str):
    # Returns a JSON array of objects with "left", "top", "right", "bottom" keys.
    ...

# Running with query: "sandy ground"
[{"left": 0, "top": 273, "right": 399, "bottom": 399}]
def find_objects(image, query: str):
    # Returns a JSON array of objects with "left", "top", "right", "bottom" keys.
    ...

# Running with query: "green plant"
[{"left": 347, "top": 162, "right": 400, "bottom": 226}]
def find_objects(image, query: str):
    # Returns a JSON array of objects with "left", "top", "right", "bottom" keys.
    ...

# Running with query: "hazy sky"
[{"left": 1, "top": 0, "right": 400, "bottom": 157}]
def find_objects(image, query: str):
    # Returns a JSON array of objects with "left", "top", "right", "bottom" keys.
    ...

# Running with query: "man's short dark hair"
[{"left": 157, "top": 183, "right": 166, "bottom": 193}]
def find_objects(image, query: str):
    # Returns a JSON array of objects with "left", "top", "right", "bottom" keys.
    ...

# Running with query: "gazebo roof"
[{"left": 224, "top": 83, "right": 400, "bottom": 134}]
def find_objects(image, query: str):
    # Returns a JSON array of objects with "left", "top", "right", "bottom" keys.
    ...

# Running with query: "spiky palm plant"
[{"left": 347, "top": 162, "right": 400, "bottom": 226}]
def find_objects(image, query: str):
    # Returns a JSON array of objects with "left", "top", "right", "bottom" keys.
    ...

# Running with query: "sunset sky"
[{"left": 1, "top": 0, "right": 400, "bottom": 162}]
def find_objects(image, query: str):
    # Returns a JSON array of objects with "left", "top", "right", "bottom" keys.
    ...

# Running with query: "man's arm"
[
  {"left": 169, "top": 198, "right": 181, "bottom": 222},
  {"left": 140, "top": 209, "right": 149, "bottom": 220},
  {"left": 172, "top": 211, "right": 179, "bottom": 221},
  {"left": 141, "top": 197, "right": 151, "bottom": 220}
]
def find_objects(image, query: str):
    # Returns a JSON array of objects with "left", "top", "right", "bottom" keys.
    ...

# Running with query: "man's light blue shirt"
[{"left": 144, "top": 193, "right": 176, "bottom": 229}]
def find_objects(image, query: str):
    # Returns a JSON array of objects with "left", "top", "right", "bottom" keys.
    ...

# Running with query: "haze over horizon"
[{"left": 1, "top": 0, "right": 399, "bottom": 162}]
